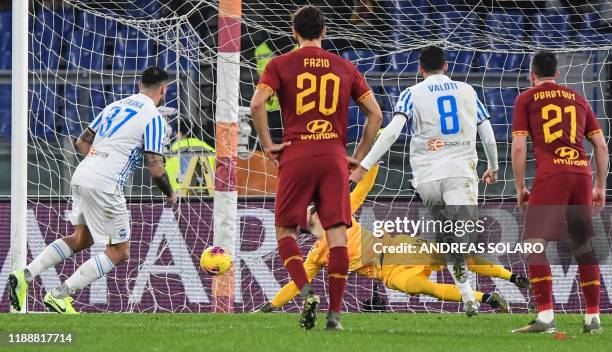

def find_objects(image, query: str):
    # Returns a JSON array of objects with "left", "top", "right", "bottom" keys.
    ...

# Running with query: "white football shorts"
[
  {"left": 70, "top": 185, "right": 131, "bottom": 245},
  {"left": 416, "top": 177, "right": 478, "bottom": 207}
]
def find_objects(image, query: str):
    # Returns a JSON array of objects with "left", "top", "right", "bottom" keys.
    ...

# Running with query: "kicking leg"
[
  {"left": 8, "top": 225, "right": 93, "bottom": 311},
  {"left": 44, "top": 241, "right": 128, "bottom": 314}
]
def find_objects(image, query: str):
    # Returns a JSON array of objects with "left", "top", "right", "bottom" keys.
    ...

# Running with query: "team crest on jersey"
[
  {"left": 118, "top": 228, "right": 128, "bottom": 239},
  {"left": 301, "top": 119, "right": 338, "bottom": 140}
]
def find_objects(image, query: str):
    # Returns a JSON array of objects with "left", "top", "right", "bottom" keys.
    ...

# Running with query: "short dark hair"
[
  {"left": 531, "top": 51, "right": 557, "bottom": 78},
  {"left": 292, "top": 6, "right": 325, "bottom": 40},
  {"left": 419, "top": 46, "right": 445, "bottom": 73},
  {"left": 141, "top": 66, "right": 168, "bottom": 88}
]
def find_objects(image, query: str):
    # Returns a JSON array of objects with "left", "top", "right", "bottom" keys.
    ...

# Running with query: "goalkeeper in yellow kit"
[{"left": 258, "top": 164, "right": 530, "bottom": 313}]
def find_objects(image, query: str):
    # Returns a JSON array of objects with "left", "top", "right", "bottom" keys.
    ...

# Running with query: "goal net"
[{"left": 5, "top": 0, "right": 611, "bottom": 313}]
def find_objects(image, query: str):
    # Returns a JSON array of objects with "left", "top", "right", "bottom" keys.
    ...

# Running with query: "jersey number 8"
[{"left": 437, "top": 95, "right": 460, "bottom": 135}]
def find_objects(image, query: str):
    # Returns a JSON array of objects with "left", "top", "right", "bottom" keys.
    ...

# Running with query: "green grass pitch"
[{"left": 0, "top": 313, "right": 609, "bottom": 351}]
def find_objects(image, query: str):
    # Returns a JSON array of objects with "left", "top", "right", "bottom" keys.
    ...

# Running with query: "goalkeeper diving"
[{"left": 257, "top": 164, "right": 529, "bottom": 313}]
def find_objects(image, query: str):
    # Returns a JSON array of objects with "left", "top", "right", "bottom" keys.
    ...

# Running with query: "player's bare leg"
[
  {"left": 8, "top": 225, "right": 92, "bottom": 311},
  {"left": 513, "top": 238, "right": 557, "bottom": 333},
  {"left": 45, "top": 240, "right": 129, "bottom": 314},
  {"left": 435, "top": 205, "right": 479, "bottom": 317},
  {"left": 276, "top": 226, "right": 318, "bottom": 329},
  {"left": 325, "top": 225, "right": 348, "bottom": 330},
  {"left": 570, "top": 238, "right": 602, "bottom": 333}
]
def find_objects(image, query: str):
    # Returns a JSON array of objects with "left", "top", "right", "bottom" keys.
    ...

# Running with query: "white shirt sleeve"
[
  {"left": 477, "top": 119, "right": 498, "bottom": 171},
  {"left": 143, "top": 114, "right": 167, "bottom": 154},
  {"left": 360, "top": 112, "right": 407, "bottom": 170},
  {"left": 88, "top": 111, "right": 104, "bottom": 132},
  {"left": 476, "top": 95, "right": 490, "bottom": 124},
  {"left": 361, "top": 88, "right": 413, "bottom": 170}
]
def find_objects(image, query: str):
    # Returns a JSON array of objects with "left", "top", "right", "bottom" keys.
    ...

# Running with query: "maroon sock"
[
  {"left": 526, "top": 251, "right": 553, "bottom": 312},
  {"left": 578, "top": 264, "right": 601, "bottom": 314},
  {"left": 278, "top": 237, "right": 308, "bottom": 290},
  {"left": 575, "top": 251, "right": 600, "bottom": 314},
  {"left": 528, "top": 264, "right": 553, "bottom": 311},
  {"left": 328, "top": 246, "right": 349, "bottom": 313}
]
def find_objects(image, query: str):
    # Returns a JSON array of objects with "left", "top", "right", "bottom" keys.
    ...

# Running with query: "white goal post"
[{"left": 10, "top": 0, "right": 29, "bottom": 313}]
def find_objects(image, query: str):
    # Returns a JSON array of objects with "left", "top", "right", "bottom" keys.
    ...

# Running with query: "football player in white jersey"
[
  {"left": 7, "top": 66, "right": 177, "bottom": 314},
  {"left": 350, "top": 46, "right": 499, "bottom": 316}
]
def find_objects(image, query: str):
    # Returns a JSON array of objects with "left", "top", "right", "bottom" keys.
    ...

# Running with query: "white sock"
[
  {"left": 448, "top": 263, "right": 476, "bottom": 303},
  {"left": 25, "top": 239, "right": 74, "bottom": 281},
  {"left": 455, "top": 280, "right": 476, "bottom": 303},
  {"left": 537, "top": 309, "right": 555, "bottom": 324},
  {"left": 585, "top": 313, "right": 600, "bottom": 324},
  {"left": 63, "top": 253, "right": 115, "bottom": 296}
]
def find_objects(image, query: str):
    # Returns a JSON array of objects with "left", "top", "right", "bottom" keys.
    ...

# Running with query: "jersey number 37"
[{"left": 98, "top": 106, "right": 139, "bottom": 138}]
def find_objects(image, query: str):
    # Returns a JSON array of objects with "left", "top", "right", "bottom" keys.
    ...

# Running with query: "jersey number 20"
[
  {"left": 296, "top": 72, "right": 340, "bottom": 116},
  {"left": 437, "top": 95, "right": 460, "bottom": 135}
]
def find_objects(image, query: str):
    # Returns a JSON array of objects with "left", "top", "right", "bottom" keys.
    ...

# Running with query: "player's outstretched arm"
[
  {"left": 477, "top": 119, "right": 499, "bottom": 184},
  {"left": 75, "top": 127, "right": 95, "bottom": 156},
  {"left": 144, "top": 152, "right": 177, "bottom": 204},
  {"left": 588, "top": 132, "right": 608, "bottom": 210},
  {"left": 351, "top": 93, "right": 383, "bottom": 168},
  {"left": 351, "top": 113, "right": 403, "bottom": 183},
  {"left": 511, "top": 135, "right": 529, "bottom": 210}
]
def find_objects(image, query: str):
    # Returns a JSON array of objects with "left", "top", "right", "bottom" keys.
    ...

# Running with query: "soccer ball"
[{"left": 199, "top": 246, "right": 232, "bottom": 276}]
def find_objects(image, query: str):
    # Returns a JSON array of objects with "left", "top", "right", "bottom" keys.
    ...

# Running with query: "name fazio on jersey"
[
  {"left": 71, "top": 93, "right": 167, "bottom": 195},
  {"left": 395, "top": 74, "right": 489, "bottom": 186}
]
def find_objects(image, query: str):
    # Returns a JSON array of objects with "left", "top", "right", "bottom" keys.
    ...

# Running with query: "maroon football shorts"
[
  {"left": 275, "top": 154, "right": 351, "bottom": 230},
  {"left": 523, "top": 173, "right": 594, "bottom": 241}
]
